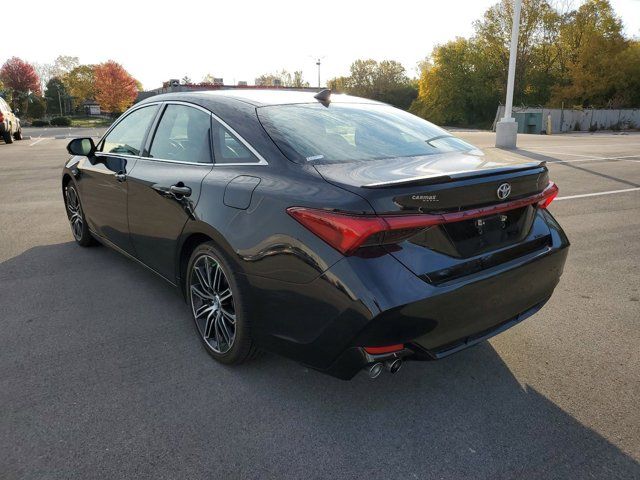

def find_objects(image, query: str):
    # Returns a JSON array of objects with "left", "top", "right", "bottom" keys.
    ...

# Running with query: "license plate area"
[{"left": 410, "top": 206, "right": 535, "bottom": 258}]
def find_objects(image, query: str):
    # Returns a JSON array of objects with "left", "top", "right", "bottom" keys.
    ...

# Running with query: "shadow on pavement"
[
  {"left": 514, "top": 148, "right": 640, "bottom": 188},
  {"left": 1, "top": 242, "right": 638, "bottom": 479}
]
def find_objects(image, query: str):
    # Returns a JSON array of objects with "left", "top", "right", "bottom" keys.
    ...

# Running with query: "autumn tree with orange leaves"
[{"left": 94, "top": 61, "right": 139, "bottom": 114}]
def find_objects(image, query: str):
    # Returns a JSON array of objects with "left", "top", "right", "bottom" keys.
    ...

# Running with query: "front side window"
[
  {"left": 257, "top": 103, "right": 478, "bottom": 164},
  {"left": 101, "top": 105, "right": 158, "bottom": 156},
  {"left": 149, "top": 104, "right": 212, "bottom": 163}
]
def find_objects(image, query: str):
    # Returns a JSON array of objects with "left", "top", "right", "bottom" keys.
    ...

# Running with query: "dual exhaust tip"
[{"left": 368, "top": 358, "right": 402, "bottom": 378}]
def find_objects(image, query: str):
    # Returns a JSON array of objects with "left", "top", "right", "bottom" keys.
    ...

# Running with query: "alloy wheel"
[
  {"left": 190, "top": 254, "right": 236, "bottom": 354},
  {"left": 65, "top": 186, "right": 84, "bottom": 241}
]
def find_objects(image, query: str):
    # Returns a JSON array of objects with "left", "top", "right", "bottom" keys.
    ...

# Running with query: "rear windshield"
[{"left": 257, "top": 103, "right": 478, "bottom": 164}]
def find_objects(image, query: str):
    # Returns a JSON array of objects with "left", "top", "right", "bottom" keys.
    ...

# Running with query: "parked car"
[
  {"left": 0, "top": 97, "right": 22, "bottom": 143},
  {"left": 61, "top": 90, "right": 569, "bottom": 380}
]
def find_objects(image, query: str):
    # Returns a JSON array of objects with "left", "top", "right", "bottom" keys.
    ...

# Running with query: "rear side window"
[
  {"left": 101, "top": 106, "right": 158, "bottom": 156},
  {"left": 211, "top": 118, "right": 260, "bottom": 164},
  {"left": 149, "top": 104, "right": 212, "bottom": 164}
]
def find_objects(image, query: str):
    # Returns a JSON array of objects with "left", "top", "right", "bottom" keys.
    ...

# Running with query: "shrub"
[
  {"left": 50, "top": 116, "right": 71, "bottom": 126},
  {"left": 31, "top": 119, "right": 50, "bottom": 127}
]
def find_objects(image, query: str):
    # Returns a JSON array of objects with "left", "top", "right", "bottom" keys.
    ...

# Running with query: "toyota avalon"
[{"left": 62, "top": 89, "right": 569, "bottom": 379}]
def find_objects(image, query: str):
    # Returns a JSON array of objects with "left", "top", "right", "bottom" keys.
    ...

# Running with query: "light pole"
[
  {"left": 495, "top": 0, "right": 522, "bottom": 148},
  {"left": 316, "top": 58, "right": 321, "bottom": 88}
]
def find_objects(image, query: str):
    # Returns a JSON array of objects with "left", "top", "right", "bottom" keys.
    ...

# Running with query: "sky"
[{"left": 4, "top": 0, "right": 639, "bottom": 90}]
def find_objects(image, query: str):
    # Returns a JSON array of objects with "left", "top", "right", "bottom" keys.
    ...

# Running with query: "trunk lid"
[
  {"left": 313, "top": 151, "right": 547, "bottom": 214},
  {"left": 314, "top": 151, "right": 552, "bottom": 281}
]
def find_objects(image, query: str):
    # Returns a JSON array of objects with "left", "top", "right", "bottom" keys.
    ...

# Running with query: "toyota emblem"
[{"left": 497, "top": 183, "right": 511, "bottom": 200}]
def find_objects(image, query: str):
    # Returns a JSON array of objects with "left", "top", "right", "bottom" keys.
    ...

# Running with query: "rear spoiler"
[{"left": 362, "top": 162, "right": 546, "bottom": 189}]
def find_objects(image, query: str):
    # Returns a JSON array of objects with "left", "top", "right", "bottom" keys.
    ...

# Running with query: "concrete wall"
[{"left": 494, "top": 106, "right": 640, "bottom": 133}]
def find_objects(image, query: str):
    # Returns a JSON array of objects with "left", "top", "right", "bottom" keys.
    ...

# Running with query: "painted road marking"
[
  {"left": 29, "top": 138, "right": 48, "bottom": 147},
  {"left": 556, "top": 187, "right": 640, "bottom": 201}
]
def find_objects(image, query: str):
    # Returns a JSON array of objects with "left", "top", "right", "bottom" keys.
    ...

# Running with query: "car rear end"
[{"left": 256, "top": 96, "right": 569, "bottom": 379}]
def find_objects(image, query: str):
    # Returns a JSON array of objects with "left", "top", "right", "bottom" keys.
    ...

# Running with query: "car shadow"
[{"left": 1, "top": 242, "right": 638, "bottom": 479}]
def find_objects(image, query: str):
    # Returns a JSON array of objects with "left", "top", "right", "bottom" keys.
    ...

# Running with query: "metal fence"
[{"left": 493, "top": 105, "right": 640, "bottom": 133}]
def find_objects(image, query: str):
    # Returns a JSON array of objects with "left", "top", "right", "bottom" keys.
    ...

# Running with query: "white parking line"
[
  {"left": 29, "top": 137, "right": 48, "bottom": 147},
  {"left": 556, "top": 187, "right": 640, "bottom": 201}
]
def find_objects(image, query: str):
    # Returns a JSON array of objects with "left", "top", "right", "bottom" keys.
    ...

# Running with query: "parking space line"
[
  {"left": 556, "top": 187, "right": 640, "bottom": 201},
  {"left": 29, "top": 138, "right": 48, "bottom": 147},
  {"left": 537, "top": 153, "right": 640, "bottom": 164}
]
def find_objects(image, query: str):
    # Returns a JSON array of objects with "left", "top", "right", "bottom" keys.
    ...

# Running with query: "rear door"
[
  {"left": 79, "top": 104, "right": 159, "bottom": 253},
  {"left": 126, "top": 102, "right": 214, "bottom": 281}
]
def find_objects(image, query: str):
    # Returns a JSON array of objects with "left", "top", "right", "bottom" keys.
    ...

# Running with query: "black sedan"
[{"left": 62, "top": 89, "right": 569, "bottom": 380}]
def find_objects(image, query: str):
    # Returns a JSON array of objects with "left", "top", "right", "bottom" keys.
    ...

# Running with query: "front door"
[
  {"left": 78, "top": 104, "right": 159, "bottom": 254},
  {"left": 127, "top": 103, "right": 214, "bottom": 281}
]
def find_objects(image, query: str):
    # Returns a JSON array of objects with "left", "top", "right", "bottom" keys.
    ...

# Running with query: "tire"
[
  {"left": 13, "top": 128, "right": 22, "bottom": 140},
  {"left": 2, "top": 129, "right": 13, "bottom": 144},
  {"left": 186, "top": 242, "right": 258, "bottom": 365},
  {"left": 64, "top": 182, "right": 94, "bottom": 247}
]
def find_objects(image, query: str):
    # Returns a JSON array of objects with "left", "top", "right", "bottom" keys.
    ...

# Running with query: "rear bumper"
[{"left": 246, "top": 210, "right": 569, "bottom": 379}]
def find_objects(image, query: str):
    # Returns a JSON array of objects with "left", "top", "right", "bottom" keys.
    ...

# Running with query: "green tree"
[
  {"left": 63, "top": 65, "right": 96, "bottom": 106},
  {"left": 327, "top": 59, "right": 417, "bottom": 109},
  {"left": 551, "top": 0, "right": 629, "bottom": 107},
  {"left": 45, "top": 77, "right": 69, "bottom": 116},
  {"left": 411, "top": 0, "right": 639, "bottom": 127}
]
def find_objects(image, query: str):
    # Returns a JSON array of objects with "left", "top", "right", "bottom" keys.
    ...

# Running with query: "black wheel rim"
[
  {"left": 65, "top": 186, "right": 83, "bottom": 241},
  {"left": 190, "top": 254, "right": 236, "bottom": 354}
]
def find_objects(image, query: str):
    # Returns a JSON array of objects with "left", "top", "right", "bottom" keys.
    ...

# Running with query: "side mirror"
[
  {"left": 67, "top": 137, "right": 96, "bottom": 156},
  {"left": 14, "top": 108, "right": 19, "bottom": 115}
]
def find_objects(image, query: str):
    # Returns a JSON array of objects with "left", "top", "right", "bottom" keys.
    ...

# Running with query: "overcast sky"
[{"left": 4, "top": 0, "right": 639, "bottom": 90}]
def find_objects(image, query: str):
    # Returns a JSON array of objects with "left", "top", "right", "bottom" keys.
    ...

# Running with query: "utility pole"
[
  {"left": 316, "top": 58, "right": 321, "bottom": 88},
  {"left": 495, "top": 0, "right": 522, "bottom": 148},
  {"left": 58, "top": 90, "right": 63, "bottom": 116}
]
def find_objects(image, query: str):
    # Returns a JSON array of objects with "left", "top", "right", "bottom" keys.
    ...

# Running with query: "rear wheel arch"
[{"left": 177, "top": 225, "right": 238, "bottom": 294}]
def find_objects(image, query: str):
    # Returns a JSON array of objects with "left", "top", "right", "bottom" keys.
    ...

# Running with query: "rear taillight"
[
  {"left": 537, "top": 182, "right": 558, "bottom": 209},
  {"left": 287, "top": 181, "right": 559, "bottom": 255},
  {"left": 0, "top": 113, "right": 4, "bottom": 123},
  {"left": 286, "top": 207, "right": 435, "bottom": 255}
]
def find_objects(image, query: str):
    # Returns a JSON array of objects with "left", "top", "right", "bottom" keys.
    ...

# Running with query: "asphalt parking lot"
[{"left": 1, "top": 130, "right": 639, "bottom": 479}]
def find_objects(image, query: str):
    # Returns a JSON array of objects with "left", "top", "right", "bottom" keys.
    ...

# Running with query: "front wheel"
[
  {"left": 14, "top": 128, "right": 22, "bottom": 140},
  {"left": 64, "top": 183, "right": 94, "bottom": 246},
  {"left": 187, "top": 242, "right": 257, "bottom": 365}
]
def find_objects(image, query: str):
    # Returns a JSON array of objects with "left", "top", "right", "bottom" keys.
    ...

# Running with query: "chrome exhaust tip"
[
  {"left": 385, "top": 358, "right": 402, "bottom": 374},
  {"left": 368, "top": 362, "right": 384, "bottom": 379}
]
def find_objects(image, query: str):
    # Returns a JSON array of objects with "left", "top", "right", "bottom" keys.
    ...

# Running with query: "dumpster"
[{"left": 515, "top": 112, "right": 543, "bottom": 134}]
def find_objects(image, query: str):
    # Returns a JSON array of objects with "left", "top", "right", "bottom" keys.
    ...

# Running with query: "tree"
[
  {"left": 292, "top": 71, "right": 309, "bottom": 88},
  {"left": 45, "top": 77, "right": 69, "bottom": 116},
  {"left": 551, "top": 0, "right": 630, "bottom": 107},
  {"left": 0, "top": 57, "right": 42, "bottom": 115},
  {"left": 64, "top": 65, "right": 96, "bottom": 104},
  {"left": 94, "top": 61, "right": 139, "bottom": 113},
  {"left": 410, "top": 0, "right": 639, "bottom": 127},
  {"left": 255, "top": 69, "right": 308, "bottom": 87},
  {"left": 52, "top": 55, "right": 79, "bottom": 77},
  {"left": 327, "top": 59, "right": 417, "bottom": 109}
]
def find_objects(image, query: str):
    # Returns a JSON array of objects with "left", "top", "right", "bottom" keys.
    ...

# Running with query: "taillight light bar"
[{"left": 287, "top": 182, "right": 558, "bottom": 255}]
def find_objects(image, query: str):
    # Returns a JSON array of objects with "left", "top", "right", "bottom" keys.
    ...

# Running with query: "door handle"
[
  {"left": 170, "top": 184, "right": 192, "bottom": 197},
  {"left": 115, "top": 172, "right": 126, "bottom": 182}
]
